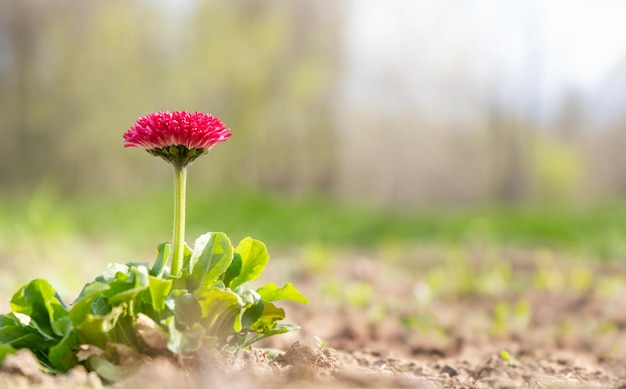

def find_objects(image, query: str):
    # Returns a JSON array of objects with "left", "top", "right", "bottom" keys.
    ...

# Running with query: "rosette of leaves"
[{"left": 0, "top": 233, "right": 306, "bottom": 381}]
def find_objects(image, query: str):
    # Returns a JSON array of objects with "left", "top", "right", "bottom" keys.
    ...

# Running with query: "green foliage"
[
  {"left": 490, "top": 300, "right": 531, "bottom": 336},
  {"left": 531, "top": 135, "right": 585, "bottom": 203},
  {"left": 0, "top": 233, "right": 306, "bottom": 380},
  {"left": 10, "top": 190, "right": 626, "bottom": 262},
  {"left": 0, "top": 279, "right": 73, "bottom": 372}
]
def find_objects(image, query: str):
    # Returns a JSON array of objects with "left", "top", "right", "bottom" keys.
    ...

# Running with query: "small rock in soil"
[{"left": 440, "top": 364, "right": 458, "bottom": 377}]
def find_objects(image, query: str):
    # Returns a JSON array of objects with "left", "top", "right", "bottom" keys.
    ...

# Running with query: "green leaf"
[
  {"left": 72, "top": 281, "right": 110, "bottom": 305},
  {"left": 166, "top": 290, "right": 201, "bottom": 328},
  {"left": 150, "top": 243, "right": 170, "bottom": 278},
  {"left": 194, "top": 288, "right": 244, "bottom": 337},
  {"left": 257, "top": 323, "right": 299, "bottom": 339},
  {"left": 189, "top": 233, "right": 233, "bottom": 290},
  {"left": 248, "top": 302, "right": 285, "bottom": 333},
  {"left": 240, "top": 324, "right": 299, "bottom": 349},
  {"left": 223, "top": 253, "right": 242, "bottom": 288},
  {"left": 97, "top": 263, "right": 131, "bottom": 283},
  {"left": 257, "top": 283, "right": 308, "bottom": 304},
  {"left": 126, "top": 261, "right": 149, "bottom": 269},
  {"left": 10, "top": 279, "right": 69, "bottom": 337},
  {"left": 48, "top": 330, "right": 79, "bottom": 372},
  {"left": 0, "top": 344, "right": 17, "bottom": 364},
  {"left": 228, "top": 238, "right": 269, "bottom": 289},
  {"left": 85, "top": 354, "right": 120, "bottom": 383},
  {"left": 261, "top": 323, "right": 300, "bottom": 338},
  {"left": 241, "top": 299, "right": 264, "bottom": 329},
  {"left": 0, "top": 314, "right": 16, "bottom": 327},
  {"left": 147, "top": 276, "right": 172, "bottom": 312},
  {"left": 0, "top": 312, "right": 56, "bottom": 351},
  {"left": 241, "top": 323, "right": 300, "bottom": 349},
  {"left": 181, "top": 242, "right": 193, "bottom": 275},
  {"left": 165, "top": 317, "right": 206, "bottom": 354},
  {"left": 74, "top": 306, "right": 124, "bottom": 349},
  {"left": 91, "top": 296, "right": 110, "bottom": 316},
  {"left": 70, "top": 282, "right": 110, "bottom": 326},
  {"left": 106, "top": 266, "right": 150, "bottom": 306}
]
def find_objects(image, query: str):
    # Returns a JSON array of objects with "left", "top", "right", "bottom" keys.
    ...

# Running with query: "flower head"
[{"left": 124, "top": 111, "right": 231, "bottom": 166}]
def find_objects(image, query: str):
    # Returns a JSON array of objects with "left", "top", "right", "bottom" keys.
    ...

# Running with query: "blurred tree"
[
  {"left": 0, "top": 0, "right": 53, "bottom": 186},
  {"left": 487, "top": 106, "right": 532, "bottom": 204},
  {"left": 182, "top": 1, "right": 341, "bottom": 194},
  {"left": 0, "top": 0, "right": 341, "bottom": 197}
]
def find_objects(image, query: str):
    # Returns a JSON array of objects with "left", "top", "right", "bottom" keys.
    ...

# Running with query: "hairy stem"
[{"left": 171, "top": 164, "right": 187, "bottom": 277}]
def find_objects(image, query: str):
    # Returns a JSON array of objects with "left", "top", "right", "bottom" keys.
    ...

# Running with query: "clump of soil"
[
  {"left": 275, "top": 341, "right": 338, "bottom": 369},
  {"left": 1, "top": 349, "right": 102, "bottom": 388}
]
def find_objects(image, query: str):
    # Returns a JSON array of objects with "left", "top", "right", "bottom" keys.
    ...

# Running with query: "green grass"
[{"left": 3, "top": 189, "right": 626, "bottom": 260}]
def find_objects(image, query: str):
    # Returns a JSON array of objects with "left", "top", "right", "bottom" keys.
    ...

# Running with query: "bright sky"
[
  {"left": 155, "top": 0, "right": 626, "bottom": 124},
  {"left": 343, "top": 0, "right": 626, "bottom": 123}
]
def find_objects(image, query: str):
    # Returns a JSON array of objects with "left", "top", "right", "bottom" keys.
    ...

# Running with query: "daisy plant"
[
  {"left": 0, "top": 111, "right": 307, "bottom": 381},
  {"left": 123, "top": 111, "right": 232, "bottom": 278}
]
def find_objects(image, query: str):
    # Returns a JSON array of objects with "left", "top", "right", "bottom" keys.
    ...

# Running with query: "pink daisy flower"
[{"left": 124, "top": 111, "right": 231, "bottom": 166}]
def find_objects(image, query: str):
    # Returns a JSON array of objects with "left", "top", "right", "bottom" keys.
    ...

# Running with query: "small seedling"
[
  {"left": 500, "top": 350, "right": 515, "bottom": 367},
  {"left": 314, "top": 335, "right": 332, "bottom": 350}
]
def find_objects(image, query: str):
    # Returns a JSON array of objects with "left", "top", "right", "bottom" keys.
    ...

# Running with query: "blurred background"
[
  {"left": 3, "top": 0, "right": 626, "bottom": 295},
  {"left": 4, "top": 0, "right": 626, "bottom": 204}
]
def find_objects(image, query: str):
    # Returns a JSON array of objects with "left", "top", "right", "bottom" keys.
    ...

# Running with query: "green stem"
[{"left": 171, "top": 163, "right": 187, "bottom": 277}]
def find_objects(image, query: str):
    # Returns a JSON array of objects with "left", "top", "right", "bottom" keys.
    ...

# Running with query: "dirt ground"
[{"left": 2, "top": 246, "right": 626, "bottom": 388}]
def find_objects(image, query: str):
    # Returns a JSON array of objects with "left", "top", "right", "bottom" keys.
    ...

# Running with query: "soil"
[{"left": 2, "top": 246, "right": 626, "bottom": 388}]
